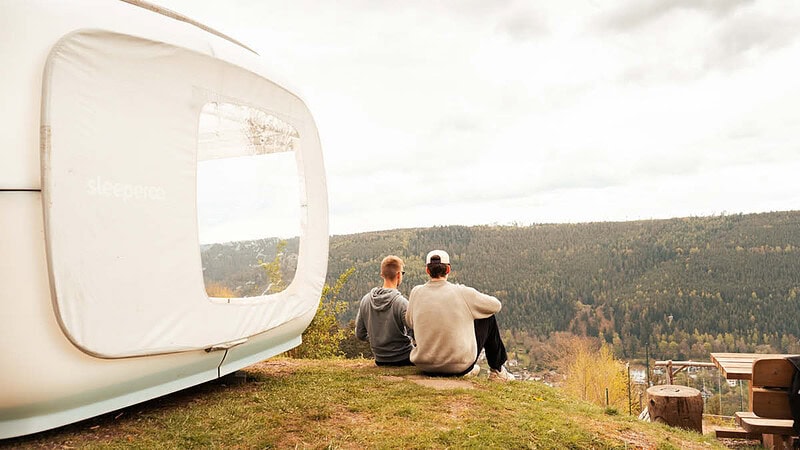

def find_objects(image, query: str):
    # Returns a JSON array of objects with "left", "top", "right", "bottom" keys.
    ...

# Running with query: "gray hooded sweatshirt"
[{"left": 355, "top": 287, "right": 413, "bottom": 363}]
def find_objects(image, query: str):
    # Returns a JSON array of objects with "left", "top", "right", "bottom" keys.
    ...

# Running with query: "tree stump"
[{"left": 646, "top": 385, "right": 703, "bottom": 433}]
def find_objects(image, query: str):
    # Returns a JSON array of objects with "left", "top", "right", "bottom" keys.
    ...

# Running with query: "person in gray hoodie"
[{"left": 355, "top": 255, "right": 414, "bottom": 366}]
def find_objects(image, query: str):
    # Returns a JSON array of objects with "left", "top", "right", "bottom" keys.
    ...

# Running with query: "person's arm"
[
  {"left": 404, "top": 287, "right": 417, "bottom": 330},
  {"left": 460, "top": 285, "right": 502, "bottom": 318},
  {"left": 395, "top": 296, "right": 413, "bottom": 338},
  {"left": 355, "top": 303, "right": 368, "bottom": 341},
  {"left": 404, "top": 293, "right": 416, "bottom": 346}
]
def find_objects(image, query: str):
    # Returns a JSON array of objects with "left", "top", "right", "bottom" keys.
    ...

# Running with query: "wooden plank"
[
  {"left": 752, "top": 358, "right": 795, "bottom": 388},
  {"left": 713, "top": 353, "right": 776, "bottom": 361},
  {"left": 736, "top": 411, "right": 757, "bottom": 428},
  {"left": 654, "top": 360, "right": 716, "bottom": 367},
  {"left": 751, "top": 387, "right": 792, "bottom": 420},
  {"left": 719, "top": 365, "right": 754, "bottom": 380},
  {"left": 749, "top": 358, "right": 795, "bottom": 421},
  {"left": 714, "top": 426, "right": 761, "bottom": 440},
  {"left": 736, "top": 411, "right": 794, "bottom": 435},
  {"left": 710, "top": 353, "right": 798, "bottom": 381},
  {"left": 711, "top": 353, "right": 755, "bottom": 380}
]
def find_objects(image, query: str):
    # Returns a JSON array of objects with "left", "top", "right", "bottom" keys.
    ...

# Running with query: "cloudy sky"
[{"left": 159, "top": 0, "right": 800, "bottom": 237}]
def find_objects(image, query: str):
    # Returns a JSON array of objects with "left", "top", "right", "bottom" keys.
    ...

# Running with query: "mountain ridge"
[{"left": 203, "top": 210, "right": 800, "bottom": 360}]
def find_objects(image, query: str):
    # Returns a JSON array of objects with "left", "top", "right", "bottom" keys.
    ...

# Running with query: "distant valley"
[{"left": 203, "top": 210, "right": 800, "bottom": 360}]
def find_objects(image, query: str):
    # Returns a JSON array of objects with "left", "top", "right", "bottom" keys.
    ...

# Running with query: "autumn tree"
[{"left": 564, "top": 337, "right": 628, "bottom": 412}]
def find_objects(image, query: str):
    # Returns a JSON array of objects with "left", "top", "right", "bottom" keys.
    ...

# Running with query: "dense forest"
[
  {"left": 202, "top": 210, "right": 800, "bottom": 361},
  {"left": 201, "top": 238, "right": 299, "bottom": 297}
]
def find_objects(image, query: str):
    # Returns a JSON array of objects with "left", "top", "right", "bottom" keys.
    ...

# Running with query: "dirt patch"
[
  {"left": 276, "top": 407, "right": 371, "bottom": 450},
  {"left": 612, "top": 430, "right": 657, "bottom": 449},
  {"left": 379, "top": 375, "right": 405, "bottom": 383},
  {"left": 446, "top": 398, "right": 476, "bottom": 420},
  {"left": 247, "top": 359, "right": 305, "bottom": 376},
  {"left": 345, "top": 360, "right": 375, "bottom": 369},
  {"left": 582, "top": 417, "right": 708, "bottom": 450},
  {"left": 407, "top": 375, "right": 475, "bottom": 390}
]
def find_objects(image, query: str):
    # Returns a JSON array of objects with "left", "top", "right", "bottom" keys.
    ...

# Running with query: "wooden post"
[
  {"left": 647, "top": 385, "right": 703, "bottom": 433},
  {"left": 627, "top": 363, "right": 632, "bottom": 416},
  {"left": 762, "top": 434, "right": 794, "bottom": 450},
  {"left": 667, "top": 360, "right": 673, "bottom": 384}
]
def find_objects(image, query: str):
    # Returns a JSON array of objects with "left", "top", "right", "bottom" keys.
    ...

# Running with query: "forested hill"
[{"left": 327, "top": 211, "right": 800, "bottom": 359}]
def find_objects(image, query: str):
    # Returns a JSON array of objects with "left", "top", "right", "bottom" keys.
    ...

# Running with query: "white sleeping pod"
[{"left": 0, "top": 0, "right": 328, "bottom": 438}]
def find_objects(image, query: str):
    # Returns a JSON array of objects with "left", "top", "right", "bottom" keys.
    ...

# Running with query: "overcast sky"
[{"left": 159, "top": 0, "right": 800, "bottom": 237}]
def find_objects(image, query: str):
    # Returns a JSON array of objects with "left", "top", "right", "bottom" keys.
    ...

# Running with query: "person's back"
[
  {"left": 407, "top": 280, "right": 499, "bottom": 373},
  {"left": 406, "top": 249, "right": 514, "bottom": 380},
  {"left": 355, "top": 255, "right": 413, "bottom": 366}
]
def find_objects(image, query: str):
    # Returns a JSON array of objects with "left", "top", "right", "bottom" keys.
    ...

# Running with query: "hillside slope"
[
  {"left": 325, "top": 211, "right": 800, "bottom": 358},
  {"left": 3, "top": 359, "right": 727, "bottom": 449},
  {"left": 200, "top": 211, "right": 800, "bottom": 360}
]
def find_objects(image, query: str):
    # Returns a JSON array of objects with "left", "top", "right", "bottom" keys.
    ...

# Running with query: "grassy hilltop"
[{"left": 4, "top": 359, "right": 729, "bottom": 449}]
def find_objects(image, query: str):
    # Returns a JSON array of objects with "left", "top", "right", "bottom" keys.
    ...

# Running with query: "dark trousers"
[
  {"left": 428, "top": 315, "right": 508, "bottom": 377},
  {"left": 473, "top": 315, "right": 508, "bottom": 371},
  {"left": 375, "top": 357, "right": 413, "bottom": 367}
]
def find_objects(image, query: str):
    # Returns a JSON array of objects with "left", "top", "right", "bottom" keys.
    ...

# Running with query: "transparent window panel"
[{"left": 197, "top": 103, "right": 301, "bottom": 298}]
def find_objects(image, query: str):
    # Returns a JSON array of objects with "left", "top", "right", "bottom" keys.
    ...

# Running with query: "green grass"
[{"left": 3, "top": 359, "right": 730, "bottom": 449}]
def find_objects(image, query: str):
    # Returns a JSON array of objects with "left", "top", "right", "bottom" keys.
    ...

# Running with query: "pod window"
[{"left": 197, "top": 102, "right": 301, "bottom": 298}]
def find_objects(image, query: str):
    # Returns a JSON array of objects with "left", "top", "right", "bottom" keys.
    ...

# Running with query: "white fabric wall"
[{"left": 41, "top": 30, "right": 328, "bottom": 358}]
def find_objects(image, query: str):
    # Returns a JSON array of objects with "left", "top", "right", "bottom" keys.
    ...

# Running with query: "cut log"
[{"left": 646, "top": 385, "right": 703, "bottom": 433}]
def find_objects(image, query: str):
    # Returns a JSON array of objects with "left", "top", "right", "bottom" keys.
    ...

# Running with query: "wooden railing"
[{"left": 654, "top": 360, "right": 717, "bottom": 385}]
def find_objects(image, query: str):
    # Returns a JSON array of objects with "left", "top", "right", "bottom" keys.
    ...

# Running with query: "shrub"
[{"left": 286, "top": 268, "right": 355, "bottom": 359}]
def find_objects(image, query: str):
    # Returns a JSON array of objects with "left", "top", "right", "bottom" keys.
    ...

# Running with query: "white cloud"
[
  {"left": 158, "top": 0, "right": 800, "bottom": 235},
  {"left": 596, "top": 0, "right": 755, "bottom": 32}
]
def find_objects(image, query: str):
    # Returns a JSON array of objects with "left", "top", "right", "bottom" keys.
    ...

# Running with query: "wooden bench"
[
  {"left": 734, "top": 358, "right": 797, "bottom": 450},
  {"left": 713, "top": 425, "right": 761, "bottom": 440}
]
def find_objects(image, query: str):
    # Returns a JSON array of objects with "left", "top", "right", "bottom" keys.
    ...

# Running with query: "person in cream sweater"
[{"left": 405, "top": 249, "right": 514, "bottom": 380}]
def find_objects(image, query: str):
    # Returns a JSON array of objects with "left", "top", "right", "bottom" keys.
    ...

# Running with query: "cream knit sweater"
[{"left": 405, "top": 278, "right": 501, "bottom": 374}]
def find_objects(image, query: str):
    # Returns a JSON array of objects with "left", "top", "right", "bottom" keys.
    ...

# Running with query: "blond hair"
[{"left": 380, "top": 255, "right": 404, "bottom": 280}]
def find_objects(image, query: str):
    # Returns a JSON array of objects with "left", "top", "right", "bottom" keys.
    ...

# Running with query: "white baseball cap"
[{"left": 425, "top": 249, "right": 450, "bottom": 265}]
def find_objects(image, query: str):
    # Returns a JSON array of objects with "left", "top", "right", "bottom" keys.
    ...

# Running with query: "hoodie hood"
[{"left": 368, "top": 287, "right": 402, "bottom": 312}]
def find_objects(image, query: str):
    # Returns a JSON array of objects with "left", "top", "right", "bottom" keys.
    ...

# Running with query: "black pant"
[
  {"left": 375, "top": 357, "right": 414, "bottom": 367},
  {"left": 473, "top": 315, "right": 508, "bottom": 371},
  {"left": 427, "top": 315, "right": 508, "bottom": 377}
]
